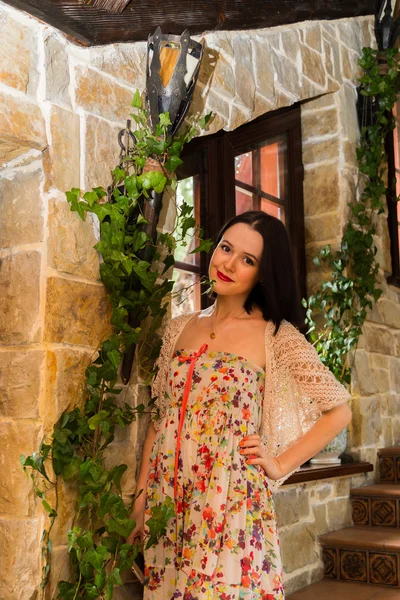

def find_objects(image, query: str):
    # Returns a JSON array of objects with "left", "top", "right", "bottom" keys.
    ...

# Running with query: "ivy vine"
[
  {"left": 21, "top": 91, "right": 213, "bottom": 600},
  {"left": 303, "top": 46, "right": 400, "bottom": 385}
]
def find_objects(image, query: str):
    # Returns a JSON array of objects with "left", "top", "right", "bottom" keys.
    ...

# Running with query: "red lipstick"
[{"left": 216, "top": 270, "right": 234, "bottom": 282}]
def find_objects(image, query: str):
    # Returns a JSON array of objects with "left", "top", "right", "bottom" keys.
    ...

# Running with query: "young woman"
[{"left": 128, "top": 211, "right": 352, "bottom": 599}]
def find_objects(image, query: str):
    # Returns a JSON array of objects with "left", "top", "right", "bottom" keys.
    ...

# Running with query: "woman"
[{"left": 128, "top": 211, "right": 352, "bottom": 599}]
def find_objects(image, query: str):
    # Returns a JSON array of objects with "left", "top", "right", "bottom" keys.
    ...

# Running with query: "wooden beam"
[
  {"left": 77, "top": 0, "right": 132, "bottom": 14},
  {"left": 0, "top": 0, "right": 378, "bottom": 46}
]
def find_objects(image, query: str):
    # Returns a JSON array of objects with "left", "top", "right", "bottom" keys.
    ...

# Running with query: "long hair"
[{"left": 212, "top": 211, "right": 304, "bottom": 334}]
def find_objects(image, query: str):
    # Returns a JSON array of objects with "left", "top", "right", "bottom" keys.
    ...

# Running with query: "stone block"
[
  {"left": 0, "top": 517, "right": 40, "bottom": 600},
  {"left": 44, "top": 276, "right": 111, "bottom": 347},
  {"left": 45, "top": 348, "right": 92, "bottom": 427},
  {"left": 0, "top": 9, "right": 37, "bottom": 93},
  {"left": 389, "top": 357, "right": 400, "bottom": 390},
  {"left": 272, "top": 51, "right": 300, "bottom": 98},
  {"left": 281, "top": 29, "right": 300, "bottom": 63},
  {"left": 351, "top": 395, "right": 382, "bottom": 446},
  {"left": 206, "top": 89, "right": 230, "bottom": 121},
  {"left": 251, "top": 40, "right": 275, "bottom": 100},
  {"left": 378, "top": 298, "right": 400, "bottom": 329},
  {"left": 0, "top": 139, "right": 32, "bottom": 165},
  {"left": 303, "top": 164, "right": 339, "bottom": 217},
  {"left": 337, "top": 83, "right": 359, "bottom": 144},
  {"left": 383, "top": 417, "right": 394, "bottom": 447},
  {"left": 0, "top": 420, "right": 42, "bottom": 516},
  {"left": 48, "top": 197, "right": 99, "bottom": 279},
  {"left": 0, "top": 91, "right": 47, "bottom": 152},
  {"left": 232, "top": 35, "right": 255, "bottom": 111},
  {"left": 339, "top": 21, "right": 362, "bottom": 53},
  {"left": 85, "top": 115, "right": 121, "bottom": 190},
  {"left": 44, "top": 105, "right": 80, "bottom": 193},
  {"left": 343, "top": 140, "right": 357, "bottom": 165},
  {"left": 302, "top": 138, "right": 339, "bottom": 165},
  {"left": 228, "top": 102, "right": 251, "bottom": 132},
  {"left": 305, "top": 212, "right": 342, "bottom": 244},
  {"left": 375, "top": 368, "right": 390, "bottom": 394},
  {"left": 48, "top": 545, "right": 72, "bottom": 600},
  {"left": 304, "top": 25, "right": 322, "bottom": 52},
  {"left": 326, "top": 497, "right": 352, "bottom": 530},
  {"left": 303, "top": 93, "right": 336, "bottom": 112},
  {"left": 44, "top": 34, "right": 71, "bottom": 106},
  {"left": 0, "top": 169, "right": 44, "bottom": 248},
  {"left": 284, "top": 570, "right": 311, "bottom": 596},
  {"left": 0, "top": 350, "right": 43, "bottom": 418},
  {"left": 212, "top": 53, "right": 236, "bottom": 99},
  {"left": 352, "top": 350, "right": 378, "bottom": 396},
  {"left": 341, "top": 46, "right": 363, "bottom": 82},
  {"left": 279, "top": 521, "right": 317, "bottom": 573},
  {"left": 75, "top": 66, "right": 134, "bottom": 122},
  {"left": 371, "top": 353, "right": 389, "bottom": 370},
  {"left": 308, "top": 503, "right": 329, "bottom": 536},
  {"left": 363, "top": 324, "right": 395, "bottom": 355},
  {"left": 300, "top": 44, "right": 326, "bottom": 88},
  {"left": 387, "top": 393, "right": 400, "bottom": 417},
  {"left": 323, "top": 36, "right": 342, "bottom": 84},
  {"left": 92, "top": 45, "right": 146, "bottom": 88},
  {"left": 302, "top": 108, "right": 338, "bottom": 140},
  {"left": 274, "top": 487, "right": 310, "bottom": 527},
  {"left": 335, "top": 478, "right": 350, "bottom": 497},
  {"left": 0, "top": 251, "right": 41, "bottom": 345}
]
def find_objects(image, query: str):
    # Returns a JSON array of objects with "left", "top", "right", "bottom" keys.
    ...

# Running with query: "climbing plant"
[
  {"left": 303, "top": 46, "right": 400, "bottom": 384},
  {"left": 21, "top": 91, "right": 213, "bottom": 600}
]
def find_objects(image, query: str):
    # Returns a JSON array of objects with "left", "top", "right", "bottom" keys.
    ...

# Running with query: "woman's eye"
[
  {"left": 221, "top": 244, "right": 230, "bottom": 252},
  {"left": 244, "top": 257, "right": 254, "bottom": 266}
]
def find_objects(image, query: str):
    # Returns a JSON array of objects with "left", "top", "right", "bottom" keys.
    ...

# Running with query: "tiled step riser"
[
  {"left": 323, "top": 547, "right": 400, "bottom": 587},
  {"left": 351, "top": 497, "right": 400, "bottom": 527},
  {"left": 379, "top": 456, "right": 400, "bottom": 483}
]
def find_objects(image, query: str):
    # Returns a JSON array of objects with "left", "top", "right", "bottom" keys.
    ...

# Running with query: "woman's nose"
[{"left": 223, "top": 254, "right": 236, "bottom": 271}]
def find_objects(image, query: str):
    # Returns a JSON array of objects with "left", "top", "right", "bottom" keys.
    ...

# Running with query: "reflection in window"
[{"left": 235, "top": 135, "right": 287, "bottom": 224}]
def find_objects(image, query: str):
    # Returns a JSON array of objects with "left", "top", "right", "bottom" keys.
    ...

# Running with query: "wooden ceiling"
[{"left": 2, "top": 0, "right": 379, "bottom": 46}]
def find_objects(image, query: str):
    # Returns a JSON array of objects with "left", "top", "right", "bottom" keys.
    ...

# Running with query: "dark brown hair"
[{"left": 213, "top": 210, "right": 304, "bottom": 334}]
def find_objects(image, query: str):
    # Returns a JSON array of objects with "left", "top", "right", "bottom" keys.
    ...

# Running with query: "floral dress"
[{"left": 143, "top": 345, "right": 285, "bottom": 600}]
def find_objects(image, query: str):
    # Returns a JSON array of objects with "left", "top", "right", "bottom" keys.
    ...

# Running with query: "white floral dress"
[{"left": 143, "top": 345, "right": 285, "bottom": 600}]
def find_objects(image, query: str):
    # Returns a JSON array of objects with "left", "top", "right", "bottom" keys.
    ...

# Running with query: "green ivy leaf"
[{"left": 131, "top": 89, "right": 142, "bottom": 109}]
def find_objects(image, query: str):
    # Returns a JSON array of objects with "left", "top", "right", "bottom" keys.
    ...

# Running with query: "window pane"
[
  {"left": 171, "top": 269, "right": 201, "bottom": 318},
  {"left": 260, "top": 135, "right": 287, "bottom": 202},
  {"left": 235, "top": 152, "right": 252, "bottom": 185},
  {"left": 235, "top": 185, "right": 254, "bottom": 214},
  {"left": 261, "top": 198, "right": 285, "bottom": 223},
  {"left": 175, "top": 176, "right": 200, "bottom": 266}
]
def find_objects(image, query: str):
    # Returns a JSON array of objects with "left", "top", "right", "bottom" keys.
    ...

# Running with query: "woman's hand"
[
  {"left": 126, "top": 497, "right": 146, "bottom": 545},
  {"left": 239, "top": 434, "right": 284, "bottom": 481}
]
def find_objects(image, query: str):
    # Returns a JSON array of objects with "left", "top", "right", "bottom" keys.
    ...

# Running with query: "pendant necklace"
[{"left": 210, "top": 308, "right": 246, "bottom": 339}]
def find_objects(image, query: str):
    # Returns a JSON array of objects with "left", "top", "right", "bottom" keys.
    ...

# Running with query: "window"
[
  {"left": 171, "top": 104, "right": 305, "bottom": 316},
  {"left": 387, "top": 97, "right": 400, "bottom": 287}
]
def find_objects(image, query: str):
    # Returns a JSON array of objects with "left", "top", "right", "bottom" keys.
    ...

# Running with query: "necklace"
[{"left": 210, "top": 308, "right": 246, "bottom": 339}]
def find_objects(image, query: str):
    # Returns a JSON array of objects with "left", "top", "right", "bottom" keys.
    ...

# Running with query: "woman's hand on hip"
[{"left": 239, "top": 434, "right": 283, "bottom": 481}]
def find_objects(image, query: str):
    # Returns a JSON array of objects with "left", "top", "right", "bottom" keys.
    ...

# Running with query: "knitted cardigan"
[{"left": 150, "top": 310, "right": 351, "bottom": 494}]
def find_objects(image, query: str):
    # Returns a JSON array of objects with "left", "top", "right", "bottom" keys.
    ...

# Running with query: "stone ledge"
[{"left": 283, "top": 461, "right": 373, "bottom": 485}]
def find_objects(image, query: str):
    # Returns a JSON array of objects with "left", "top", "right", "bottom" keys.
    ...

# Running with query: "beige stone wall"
[{"left": 0, "top": 1, "right": 399, "bottom": 597}]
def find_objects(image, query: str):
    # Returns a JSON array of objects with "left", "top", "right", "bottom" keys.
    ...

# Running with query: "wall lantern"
[{"left": 146, "top": 27, "right": 203, "bottom": 135}]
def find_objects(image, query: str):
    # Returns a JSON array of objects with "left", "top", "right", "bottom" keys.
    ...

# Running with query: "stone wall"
[{"left": 0, "top": 1, "right": 399, "bottom": 597}]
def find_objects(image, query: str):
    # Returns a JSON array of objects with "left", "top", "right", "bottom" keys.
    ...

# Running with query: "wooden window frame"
[
  {"left": 386, "top": 126, "right": 400, "bottom": 287},
  {"left": 176, "top": 103, "right": 306, "bottom": 308}
]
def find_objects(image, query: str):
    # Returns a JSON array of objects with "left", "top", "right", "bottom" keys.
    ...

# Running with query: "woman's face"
[{"left": 208, "top": 223, "right": 263, "bottom": 297}]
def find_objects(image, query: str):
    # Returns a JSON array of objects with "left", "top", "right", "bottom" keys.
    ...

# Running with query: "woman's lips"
[{"left": 216, "top": 270, "right": 234, "bottom": 282}]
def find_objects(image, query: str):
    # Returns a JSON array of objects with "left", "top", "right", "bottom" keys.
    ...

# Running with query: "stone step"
[
  {"left": 378, "top": 448, "right": 400, "bottom": 484},
  {"left": 351, "top": 484, "right": 400, "bottom": 528},
  {"left": 287, "top": 579, "right": 400, "bottom": 599},
  {"left": 320, "top": 526, "right": 400, "bottom": 587}
]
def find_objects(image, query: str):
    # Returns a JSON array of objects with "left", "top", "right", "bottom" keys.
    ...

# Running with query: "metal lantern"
[
  {"left": 146, "top": 27, "right": 203, "bottom": 135},
  {"left": 375, "top": 0, "right": 400, "bottom": 51}
]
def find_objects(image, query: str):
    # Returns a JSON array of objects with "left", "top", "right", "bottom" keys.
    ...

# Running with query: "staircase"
[{"left": 288, "top": 447, "right": 400, "bottom": 599}]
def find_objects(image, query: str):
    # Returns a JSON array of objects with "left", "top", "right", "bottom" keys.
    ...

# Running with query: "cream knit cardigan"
[{"left": 150, "top": 310, "right": 351, "bottom": 494}]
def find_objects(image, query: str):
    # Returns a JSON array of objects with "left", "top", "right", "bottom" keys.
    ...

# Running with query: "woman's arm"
[
  {"left": 240, "top": 402, "right": 352, "bottom": 480},
  {"left": 273, "top": 402, "right": 352, "bottom": 478},
  {"left": 126, "top": 419, "right": 157, "bottom": 543}
]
